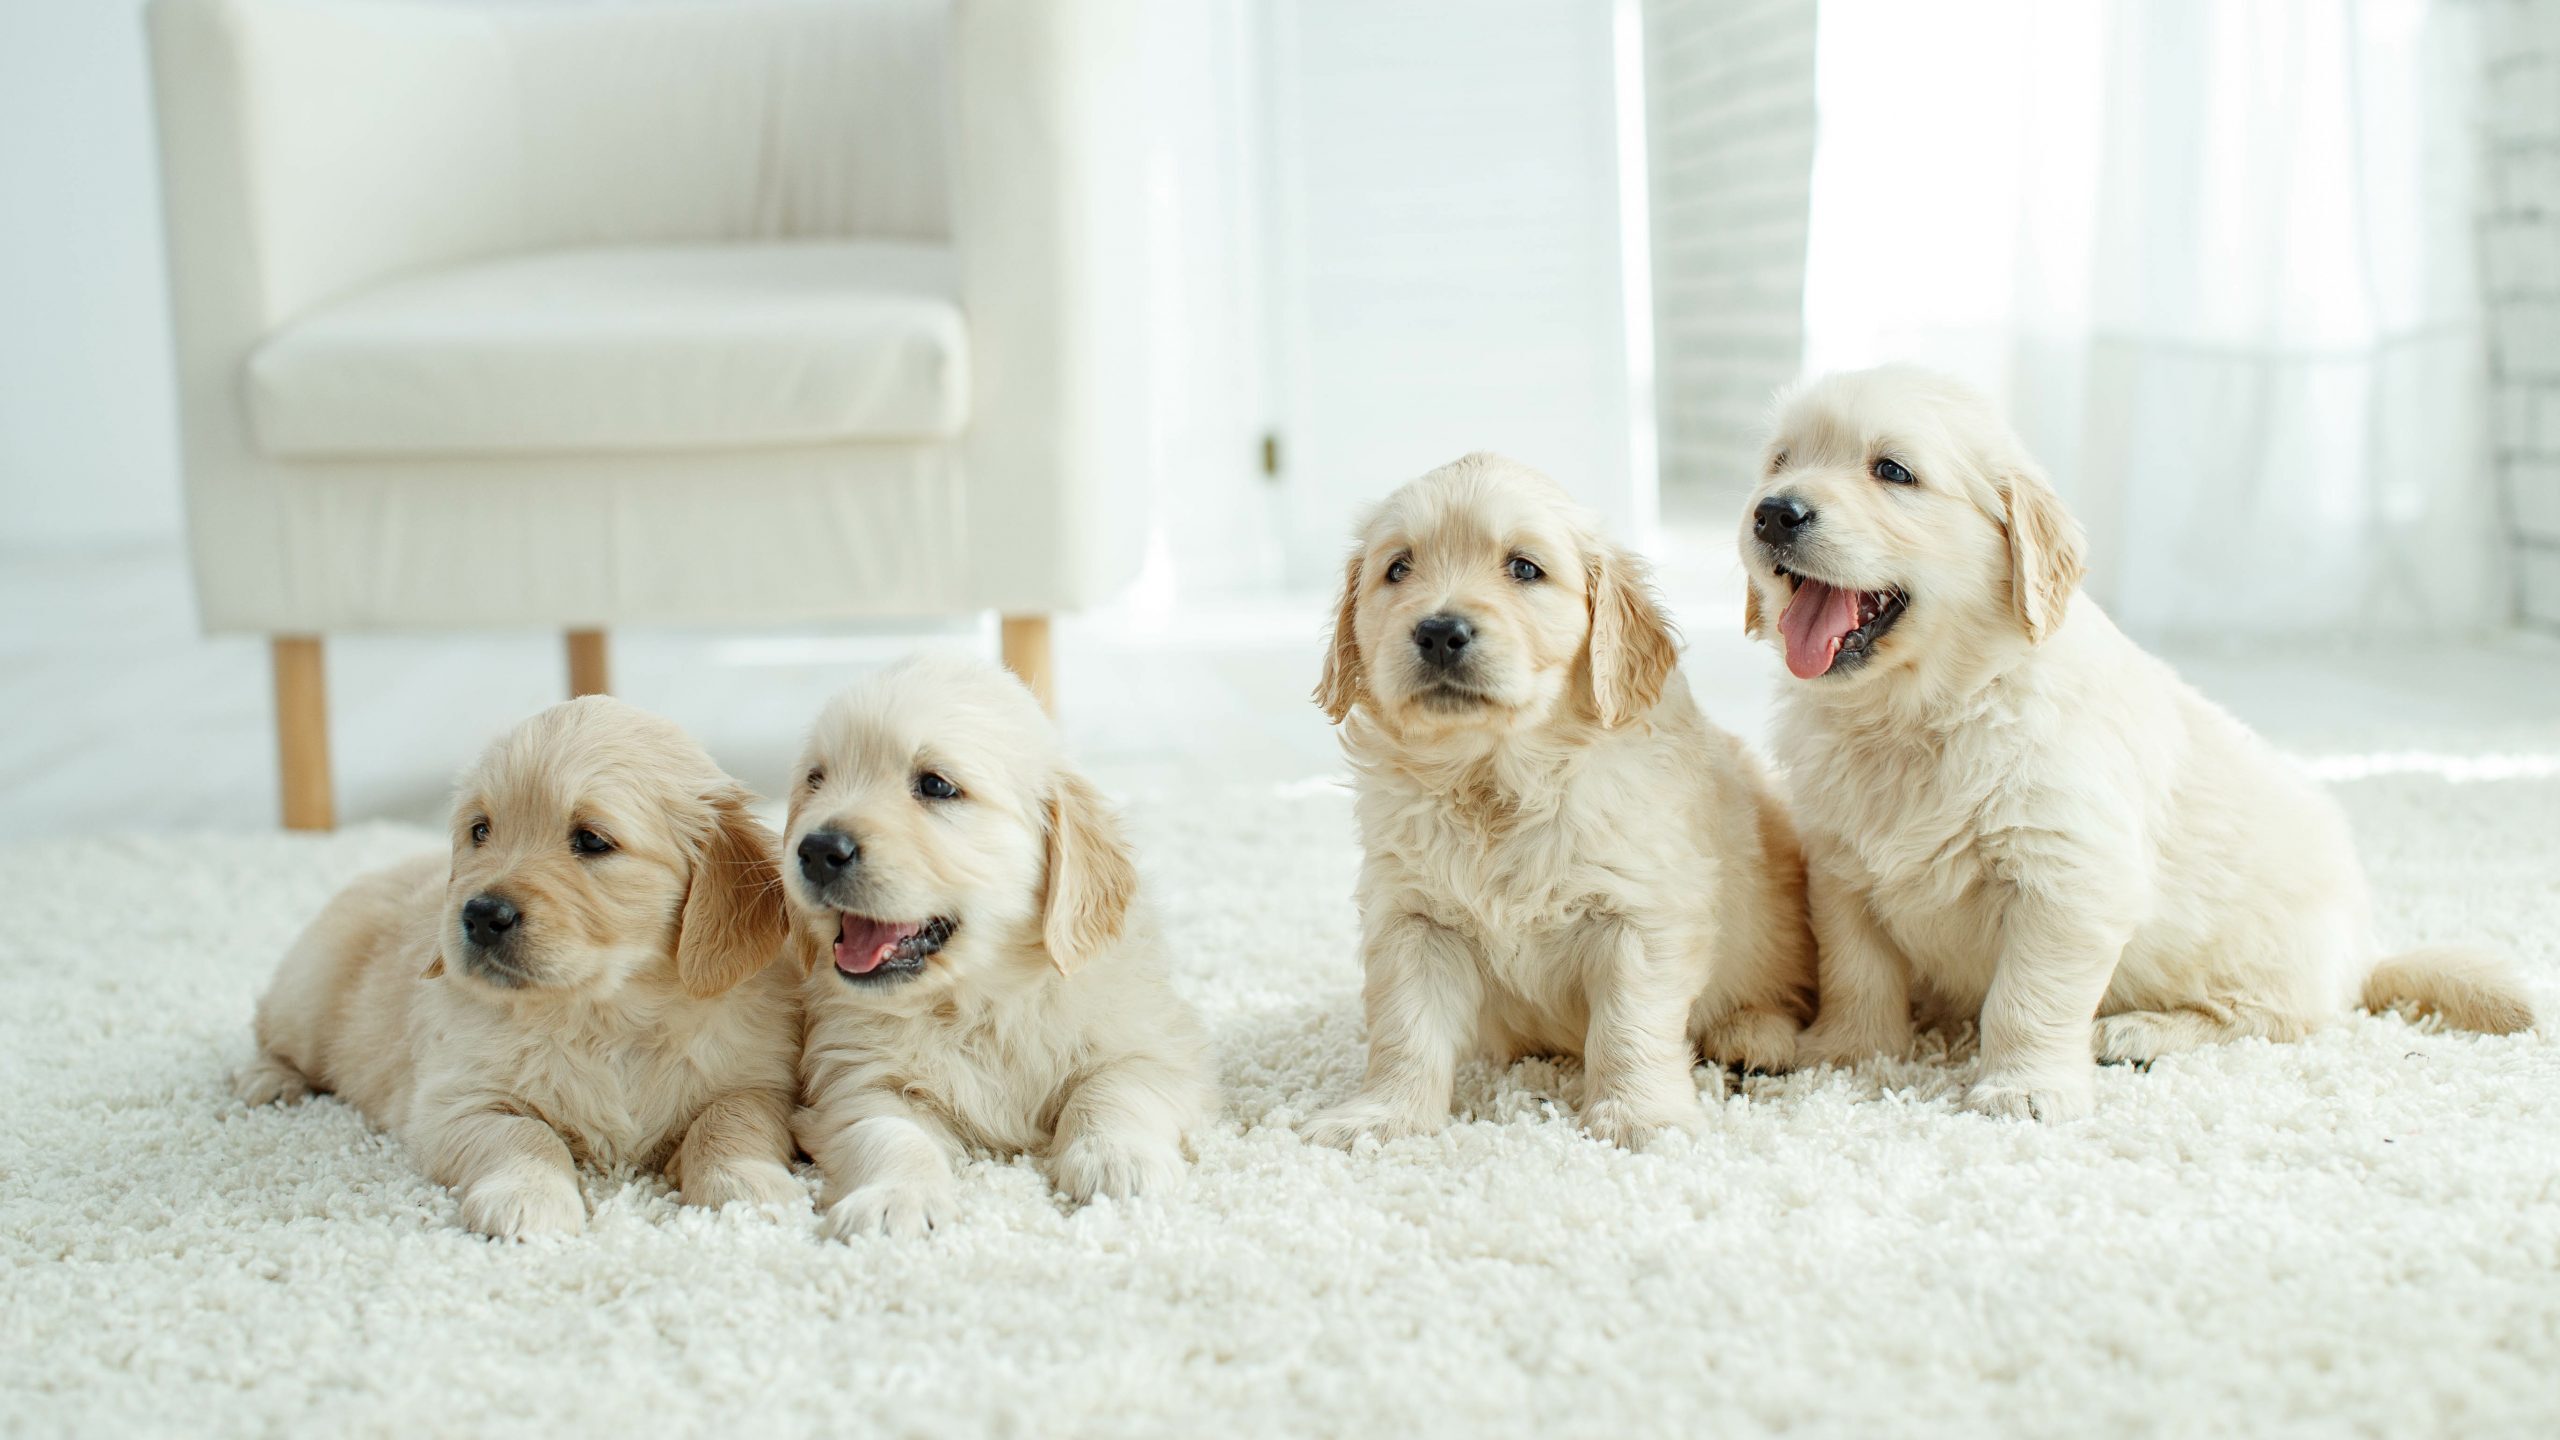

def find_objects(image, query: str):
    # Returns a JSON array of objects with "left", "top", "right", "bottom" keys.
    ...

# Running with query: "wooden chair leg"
[
  {"left": 271, "top": 635, "right": 334, "bottom": 832},
  {"left": 566, "top": 629, "right": 609, "bottom": 698},
  {"left": 1000, "top": 615, "right": 1054, "bottom": 714}
]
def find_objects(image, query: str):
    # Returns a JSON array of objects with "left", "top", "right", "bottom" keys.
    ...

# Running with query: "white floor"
[{"left": 6, "top": 539, "right": 2559, "bottom": 839}]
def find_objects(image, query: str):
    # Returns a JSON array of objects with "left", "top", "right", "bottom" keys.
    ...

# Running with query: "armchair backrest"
[{"left": 151, "top": 0, "right": 949, "bottom": 330}]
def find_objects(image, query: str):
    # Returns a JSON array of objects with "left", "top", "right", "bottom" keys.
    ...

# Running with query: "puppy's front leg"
[
  {"left": 1963, "top": 889, "right": 2128, "bottom": 1122},
  {"left": 414, "top": 1105, "right": 586, "bottom": 1240},
  {"left": 1577, "top": 918, "right": 1706, "bottom": 1148},
  {"left": 669, "top": 1087, "right": 803, "bottom": 1214},
  {"left": 1049, "top": 1056, "right": 1199, "bottom": 1204},
  {"left": 1305, "top": 911, "right": 1483, "bottom": 1148},
  {"left": 1795, "top": 853, "right": 1917, "bottom": 1067},
  {"left": 796, "top": 1089, "right": 962, "bottom": 1241}
]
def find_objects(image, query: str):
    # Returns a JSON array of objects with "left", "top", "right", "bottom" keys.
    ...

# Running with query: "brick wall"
[
  {"left": 1642, "top": 0, "right": 1818, "bottom": 498},
  {"left": 2481, "top": 2, "right": 2560, "bottom": 628}
]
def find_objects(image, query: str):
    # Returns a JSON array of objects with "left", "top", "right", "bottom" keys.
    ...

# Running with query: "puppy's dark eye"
[
  {"left": 1384, "top": 556, "right": 1412, "bottom": 584},
  {"left": 805, "top": 768, "right": 825, "bottom": 790},
  {"left": 469, "top": 820, "right": 490, "bottom": 846},
  {"left": 916, "top": 772, "right": 960, "bottom": 801},
  {"left": 570, "top": 828, "right": 614, "bottom": 856},
  {"left": 1873, "top": 457, "right": 1915, "bottom": 485},
  {"left": 1507, "top": 556, "right": 1543, "bottom": 583}
]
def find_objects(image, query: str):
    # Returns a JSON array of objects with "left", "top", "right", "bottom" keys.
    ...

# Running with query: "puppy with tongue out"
[
  {"left": 1741, "top": 367, "right": 2534, "bottom": 1123},
  {"left": 784, "top": 653, "right": 1213, "bottom": 1241}
]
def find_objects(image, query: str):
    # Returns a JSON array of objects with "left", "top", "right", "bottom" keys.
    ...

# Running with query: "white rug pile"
[{"left": 3, "top": 757, "right": 2557, "bottom": 1437}]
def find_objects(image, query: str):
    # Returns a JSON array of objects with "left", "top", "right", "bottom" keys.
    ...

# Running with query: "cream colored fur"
[
  {"left": 789, "top": 654, "right": 1213, "bottom": 1240},
  {"left": 1744, "top": 367, "right": 2536, "bottom": 1122},
  {"left": 234, "top": 697, "right": 802, "bottom": 1237},
  {"left": 1308, "top": 453, "right": 1816, "bottom": 1150}
]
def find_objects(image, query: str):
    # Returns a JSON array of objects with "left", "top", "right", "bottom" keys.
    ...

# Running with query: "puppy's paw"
[
  {"left": 1699, "top": 1008, "right": 1803, "bottom": 1075},
  {"left": 820, "top": 1181, "right": 951, "bottom": 1242},
  {"left": 1793, "top": 1015, "right": 1915, "bottom": 1070},
  {"left": 1580, "top": 1096, "right": 1704, "bottom": 1150},
  {"left": 460, "top": 1166, "right": 587, "bottom": 1240},
  {"left": 2093, "top": 1011, "right": 2182, "bottom": 1067},
  {"left": 1962, "top": 1073, "right": 2093, "bottom": 1123},
  {"left": 679, "top": 1158, "right": 807, "bottom": 1215},
  {"left": 1302, "top": 1097, "right": 1442, "bottom": 1150},
  {"left": 1051, "top": 1134, "right": 1186, "bottom": 1204},
  {"left": 231, "top": 1054, "right": 310, "bottom": 1107}
]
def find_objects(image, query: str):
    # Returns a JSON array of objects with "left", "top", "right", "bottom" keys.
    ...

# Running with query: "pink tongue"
[
  {"left": 1778, "top": 579, "right": 1865, "bottom": 680},
  {"left": 834, "top": 916, "right": 921, "bottom": 975}
]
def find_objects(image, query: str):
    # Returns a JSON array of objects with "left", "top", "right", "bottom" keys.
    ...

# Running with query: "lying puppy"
[
  {"left": 1745, "top": 366, "right": 2537, "bottom": 1120},
  {"left": 1308, "top": 453, "right": 1817, "bottom": 1149},
  {"left": 788, "top": 653, "right": 1212, "bottom": 1240},
  {"left": 236, "top": 697, "right": 802, "bottom": 1237}
]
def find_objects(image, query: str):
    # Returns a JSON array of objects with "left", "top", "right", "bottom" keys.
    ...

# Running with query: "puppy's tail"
[{"left": 2362, "top": 944, "right": 2537, "bottom": 1035}]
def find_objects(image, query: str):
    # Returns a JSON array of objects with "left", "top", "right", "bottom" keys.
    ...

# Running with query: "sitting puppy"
[
  {"left": 1307, "top": 453, "right": 1817, "bottom": 1150},
  {"left": 1746, "top": 366, "right": 2536, "bottom": 1121},
  {"left": 788, "top": 653, "right": 1212, "bottom": 1240},
  {"left": 236, "top": 697, "right": 803, "bottom": 1237}
]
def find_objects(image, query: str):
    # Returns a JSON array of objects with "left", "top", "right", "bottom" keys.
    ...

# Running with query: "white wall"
[{"left": 0, "top": 0, "right": 184, "bottom": 546}]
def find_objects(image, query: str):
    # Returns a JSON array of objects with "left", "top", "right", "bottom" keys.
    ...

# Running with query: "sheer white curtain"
[{"left": 1802, "top": 0, "right": 2500, "bottom": 639}]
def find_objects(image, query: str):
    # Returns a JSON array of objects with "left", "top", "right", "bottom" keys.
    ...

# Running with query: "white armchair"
[{"left": 147, "top": 0, "right": 1150, "bottom": 828}]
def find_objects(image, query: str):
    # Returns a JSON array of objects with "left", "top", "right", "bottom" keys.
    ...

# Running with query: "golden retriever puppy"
[
  {"left": 1744, "top": 366, "right": 2536, "bottom": 1121},
  {"left": 1306, "top": 453, "right": 1817, "bottom": 1150},
  {"left": 788, "top": 653, "right": 1212, "bottom": 1241},
  {"left": 235, "top": 697, "right": 803, "bottom": 1238}
]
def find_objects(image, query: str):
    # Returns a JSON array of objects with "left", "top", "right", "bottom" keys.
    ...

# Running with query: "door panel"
[{"left": 1259, "top": 0, "right": 1647, "bottom": 584}]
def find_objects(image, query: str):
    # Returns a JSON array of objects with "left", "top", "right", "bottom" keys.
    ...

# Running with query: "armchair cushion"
[{"left": 246, "top": 240, "right": 968, "bottom": 459}]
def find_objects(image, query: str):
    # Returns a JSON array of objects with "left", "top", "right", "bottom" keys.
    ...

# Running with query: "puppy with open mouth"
[
  {"left": 234, "top": 698, "right": 804, "bottom": 1238},
  {"left": 1306, "top": 453, "right": 1817, "bottom": 1150},
  {"left": 787, "top": 653, "right": 1213, "bottom": 1239},
  {"left": 1745, "top": 366, "right": 2536, "bottom": 1120}
]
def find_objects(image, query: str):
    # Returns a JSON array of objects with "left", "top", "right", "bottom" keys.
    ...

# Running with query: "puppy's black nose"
[
  {"left": 460, "top": 893, "right": 519, "bottom": 948},
  {"left": 1412, "top": 613, "right": 1474, "bottom": 669},
  {"left": 1754, "top": 495, "right": 1814, "bottom": 544},
  {"left": 797, "top": 829, "right": 859, "bottom": 884}
]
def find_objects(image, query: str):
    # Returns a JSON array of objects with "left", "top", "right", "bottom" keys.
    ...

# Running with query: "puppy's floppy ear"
[
  {"left": 778, "top": 795, "right": 825, "bottom": 979},
  {"left": 1313, "top": 547, "right": 1367, "bottom": 724},
  {"left": 1042, "top": 770, "right": 1137, "bottom": 975},
  {"left": 1585, "top": 543, "right": 1681, "bottom": 728},
  {"left": 675, "top": 789, "right": 791, "bottom": 999},
  {"left": 2000, "top": 458, "right": 2087, "bottom": 643},
  {"left": 423, "top": 856, "right": 456, "bottom": 977}
]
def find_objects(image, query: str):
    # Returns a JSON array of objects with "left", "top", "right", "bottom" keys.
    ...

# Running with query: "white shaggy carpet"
[{"left": 5, "top": 754, "right": 2559, "bottom": 1437}]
